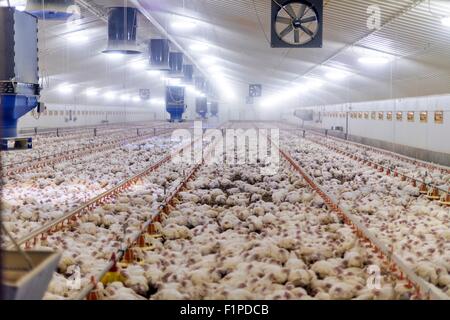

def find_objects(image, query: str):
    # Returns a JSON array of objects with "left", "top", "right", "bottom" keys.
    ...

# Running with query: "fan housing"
[{"left": 271, "top": 0, "right": 323, "bottom": 48}]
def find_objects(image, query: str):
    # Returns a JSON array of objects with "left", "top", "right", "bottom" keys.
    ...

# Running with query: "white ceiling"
[
  {"left": 137, "top": 0, "right": 450, "bottom": 107},
  {"left": 4, "top": 0, "right": 450, "bottom": 109}
]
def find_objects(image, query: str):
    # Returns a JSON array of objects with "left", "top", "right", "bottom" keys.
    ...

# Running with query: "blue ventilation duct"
[
  {"left": 25, "top": 0, "right": 75, "bottom": 20},
  {"left": 195, "top": 76, "right": 205, "bottom": 93},
  {"left": 149, "top": 39, "right": 170, "bottom": 70},
  {"left": 196, "top": 97, "right": 208, "bottom": 119},
  {"left": 183, "top": 65, "right": 194, "bottom": 84},
  {"left": 0, "top": 8, "right": 40, "bottom": 140},
  {"left": 166, "top": 86, "right": 186, "bottom": 122},
  {"left": 169, "top": 52, "right": 184, "bottom": 77},
  {"left": 103, "top": 7, "right": 141, "bottom": 55},
  {"left": 210, "top": 101, "right": 219, "bottom": 117}
]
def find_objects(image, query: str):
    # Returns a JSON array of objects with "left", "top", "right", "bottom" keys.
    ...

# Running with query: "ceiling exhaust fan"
[{"left": 271, "top": 0, "right": 323, "bottom": 48}]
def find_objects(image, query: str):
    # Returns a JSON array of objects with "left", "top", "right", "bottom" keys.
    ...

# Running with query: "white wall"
[
  {"left": 18, "top": 103, "right": 158, "bottom": 130},
  {"left": 288, "top": 94, "right": 450, "bottom": 155}
]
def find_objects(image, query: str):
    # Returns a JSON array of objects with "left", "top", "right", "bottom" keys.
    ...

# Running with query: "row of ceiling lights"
[
  {"left": 57, "top": 81, "right": 165, "bottom": 106},
  {"left": 261, "top": 51, "right": 395, "bottom": 107}
]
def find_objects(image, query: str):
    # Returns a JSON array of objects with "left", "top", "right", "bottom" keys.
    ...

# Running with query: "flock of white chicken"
[
  {"left": 278, "top": 129, "right": 450, "bottom": 296},
  {"left": 1, "top": 121, "right": 448, "bottom": 300},
  {"left": 96, "top": 146, "right": 412, "bottom": 300},
  {"left": 2, "top": 122, "right": 170, "bottom": 167},
  {"left": 2, "top": 135, "right": 179, "bottom": 241}
]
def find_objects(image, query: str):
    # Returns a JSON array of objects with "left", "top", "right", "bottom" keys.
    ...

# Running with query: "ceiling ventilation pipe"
[
  {"left": 166, "top": 86, "right": 186, "bottom": 122},
  {"left": 0, "top": 7, "right": 41, "bottom": 145},
  {"left": 149, "top": 39, "right": 170, "bottom": 70},
  {"left": 195, "top": 96, "right": 208, "bottom": 119},
  {"left": 194, "top": 76, "right": 205, "bottom": 93},
  {"left": 210, "top": 101, "right": 219, "bottom": 117},
  {"left": 169, "top": 52, "right": 184, "bottom": 78},
  {"left": 102, "top": 6, "right": 141, "bottom": 55},
  {"left": 183, "top": 64, "right": 194, "bottom": 84},
  {"left": 25, "top": 0, "right": 75, "bottom": 20}
]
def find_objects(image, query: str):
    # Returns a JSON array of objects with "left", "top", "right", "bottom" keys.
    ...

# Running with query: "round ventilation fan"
[{"left": 274, "top": 1, "right": 319, "bottom": 45}]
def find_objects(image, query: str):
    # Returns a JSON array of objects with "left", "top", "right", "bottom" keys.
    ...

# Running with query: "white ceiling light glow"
[
  {"left": 104, "top": 91, "right": 116, "bottom": 100},
  {"left": 358, "top": 56, "right": 390, "bottom": 65},
  {"left": 132, "top": 96, "right": 141, "bottom": 103},
  {"left": 57, "top": 83, "right": 73, "bottom": 94},
  {"left": 148, "top": 70, "right": 161, "bottom": 77},
  {"left": 296, "top": 83, "right": 309, "bottom": 93},
  {"left": 130, "top": 60, "right": 147, "bottom": 70},
  {"left": 105, "top": 52, "right": 125, "bottom": 60},
  {"left": 208, "top": 65, "right": 223, "bottom": 73},
  {"left": 85, "top": 88, "right": 98, "bottom": 97},
  {"left": 66, "top": 33, "right": 89, "bottom": 44},
  {"left": 201, "top": 56, "right": 217, "bottom": 65},
  {"left": 120, "top": 94, "right": 130, "bottom": 102},
  {"left": 306, "top": 79, "right": 323, "bottom": 89},
  {"left": 190, "top": 43, "right": 209, "bottom": 52},
  {"left": 150, "top": 98, "right": 165, "bottom": 106},
  {"left": 168, "top": 78, "right": 182, "bottom": 86},
  {"left": 325, "top": 70, "right": 348, "bottom": 80},
  {"left": 171, "top": 17, "right": 197, "bottom": 31}
]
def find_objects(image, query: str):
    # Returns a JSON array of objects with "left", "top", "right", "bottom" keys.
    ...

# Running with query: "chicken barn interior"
[{"left": 0, "top": 0, "right": 450, "bottom": 302}]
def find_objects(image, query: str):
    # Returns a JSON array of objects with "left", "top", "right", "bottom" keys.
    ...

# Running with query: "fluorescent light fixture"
[
  {"left": 306, "top": 79, "right": 323, "bottom": 89},
  {"left": 130, "top": 60, "right": 147, "bottom": 70},
  {"left": 295, "top": 83, "right": 309, "bottom": 93},
  {"left": 190, "top": 43, "right": 209, "bottom": 52},
  {"left": 132, "top": 96, "right": 141, "bottom": 102},
  {"left": 120, "top": 94, "right": 130, "bottom": 101},
  {"left": 150, "top": 98, "right": 165, "bottom": 105},
  {"left": 168, "top": 78, "right": 181, "bottom": 85},
  {"left": 201, "top": 56, "right": 216, "bottom": 65},
  {"left": 185, "top": 85, "right": 195, "bottom": 92},
  {"left": 104, "top": 52, "right": 125, "bottom": 60},
  {"left": 171, "top": 19, "right": 197, "bottom": 30},
  {"left": 57, "top": 83, "right": 73, "bottom": 94},
  {"left": 104, "top": 91, "right": 116, "bottom": 100},
  {"left": 442, "top": 17, "right": 450, "bottom": 27},
  {"left": 186, "top": 85, "right": 202, "bottom": 96},
  {"left": 209, "top": 65, "right": 223, "bottom": 73},
  {"left": 325, "top": 70, "right": 348, "bottom": 80},
  {"left": 85, "top": 88, "right": 98, "bottom": 97},
  {"left": 148, "top": 70, "right": 161, "bottom": 77},
  {"left": 358, "top": 56, "right": 390, "bottom": 65},
  {"left": 66, "top": 33, "right": 89, "bottom": 43},
  {"left": 261, "top": 98, "right": 275, "bottom": 108}
]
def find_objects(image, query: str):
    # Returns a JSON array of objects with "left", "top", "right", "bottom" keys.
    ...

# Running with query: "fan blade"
[
  {"left": 283, "top": 4, "right": 297, "bottom": 19},
  {"left": 279, "top": 24, "right": 294, "bottom": 38},
  {"left": 298, "top": 4, "right": 307, "bottom": 18},
  {"left": 301, "top": 16, "right": 317, "bottom": 23},
  {"left": 276, "top": 16, "right": 292, "bottom": 24},
  {"left": 300, "top": 25, "right": 314, "bottom": 37},
  {"left": 294, "top": 29, "right": 300, "bottom": 43}
]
